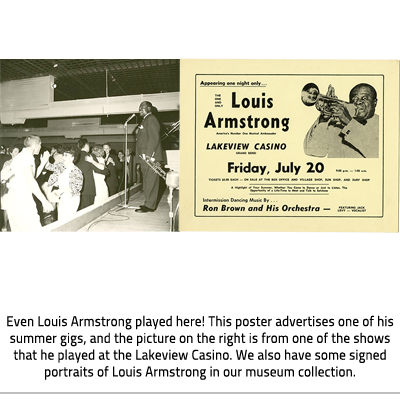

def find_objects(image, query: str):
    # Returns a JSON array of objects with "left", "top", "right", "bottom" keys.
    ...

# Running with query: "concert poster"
[{"left": 179, "top": 60, "right": 399, "bottom": 232}]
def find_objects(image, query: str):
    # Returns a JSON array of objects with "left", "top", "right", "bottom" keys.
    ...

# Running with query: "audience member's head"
[
  {"left": 63, "top": 146, "right": 78, "bottom": 165},
  {"left": 103, "top": 143, "right": 112, "bottom": 155},
  {"left": 53, "top": 144, "right": 65, "bottom": 164},
  {"left": 9, "top": 144, "right": 20, "bottom": 158},
  {"left": 77, "top": 138, "right": 90, "bottom": 152},
  {"left": 92, "top": 144, "right": 104, "bottom": 158},
  {"left": 24, "top": 136, "right": 42, "bottom": 155}
]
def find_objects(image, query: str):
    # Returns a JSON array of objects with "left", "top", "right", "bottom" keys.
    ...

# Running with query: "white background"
[{"left": 1, "top": 0, "right": 399, "bottom": 399}]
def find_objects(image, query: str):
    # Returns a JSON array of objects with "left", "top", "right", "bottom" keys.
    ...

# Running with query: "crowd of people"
[
  {"left": 1, "top": 100, "right": 166, "bottom": 232},
  {"left": 0, "top": 139, "right": 136, "bottom": 232}
]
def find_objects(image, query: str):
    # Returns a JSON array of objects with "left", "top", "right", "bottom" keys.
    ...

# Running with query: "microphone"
[{"left": 124, "top": 113, "right": 136, "bottom": 128}]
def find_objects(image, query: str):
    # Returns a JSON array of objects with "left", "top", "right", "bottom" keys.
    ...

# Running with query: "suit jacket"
[
  {"left": 304, "top": 114, "right": 379, "bottom": 158},
  {"left": 136, "top": 113, "right": 167, "bottom": 163},
  {"left": 75, "top": 151, "right": 109, "bottom": 196},
  {"left": 104, "top": 152, "right": 122, "bottom": 194}
]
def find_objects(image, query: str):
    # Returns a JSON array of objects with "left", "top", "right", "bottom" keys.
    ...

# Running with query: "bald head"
[
  {"left": 139, "top": 101, "right": 153, "bottom": 117},
  {"left": 349, "top": 83, "right": 377, "bottom": 121}
]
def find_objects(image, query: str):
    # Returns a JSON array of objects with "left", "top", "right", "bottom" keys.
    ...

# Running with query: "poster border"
[{"left": 193, "top": 73, "right": 386, "bottom": 219}]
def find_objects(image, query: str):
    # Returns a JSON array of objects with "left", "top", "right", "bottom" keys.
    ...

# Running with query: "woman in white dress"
[{"left": 91, "top": 145, "right": 109, "bottom": 205}]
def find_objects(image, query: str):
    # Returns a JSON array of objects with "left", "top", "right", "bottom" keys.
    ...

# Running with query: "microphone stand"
[{"left": 122, "top": 113, "right": 137, "bottom": 209}]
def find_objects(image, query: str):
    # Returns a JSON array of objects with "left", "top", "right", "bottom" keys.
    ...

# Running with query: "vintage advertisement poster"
[{"left": 180, "top": 60, "right": 399, "bottom": 232}]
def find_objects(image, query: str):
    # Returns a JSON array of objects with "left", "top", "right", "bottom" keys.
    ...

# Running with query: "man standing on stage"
[{"left": 135, "top": 101, "right": 165, "bottom": 213}]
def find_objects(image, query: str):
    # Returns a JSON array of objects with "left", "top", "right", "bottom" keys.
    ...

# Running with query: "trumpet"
[
  {"left": 140, "top": 154, "right": 167, "bottom": 180},
  {"left": 301, "top": 83, "right": 355, "bottom": 117}
]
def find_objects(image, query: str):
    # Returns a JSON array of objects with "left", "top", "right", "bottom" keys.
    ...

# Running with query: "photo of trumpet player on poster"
[{"left": 303, "top": 82, "right": 379, "bottom": 158}]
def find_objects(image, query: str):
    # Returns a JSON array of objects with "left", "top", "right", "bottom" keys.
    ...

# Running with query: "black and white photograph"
[
  {"left": 302, "top": 81, "right": 379, "bottom": 158},
  {"left": 0, "top": 59, "right": 180, "bottom": 232}
]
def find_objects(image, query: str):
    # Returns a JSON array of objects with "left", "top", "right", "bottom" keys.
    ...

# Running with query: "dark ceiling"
[{"left": 0, "top": 59, "right": 180, "bottom": 101}]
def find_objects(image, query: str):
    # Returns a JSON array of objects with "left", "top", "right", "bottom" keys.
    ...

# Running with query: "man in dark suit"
[
  {"left": 135, "top": 101, "right": 166, "bottom": 213},
  {"left": 103, "top": 143, "right": 122, "bottom": 196},
  {"left": 76, "top": 138, "right": 109, "bottom": 210}
]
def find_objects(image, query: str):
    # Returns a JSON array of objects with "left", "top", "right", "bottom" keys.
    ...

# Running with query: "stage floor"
[{"left": 77, "top": 187, "right": 179, "bottom": 232}]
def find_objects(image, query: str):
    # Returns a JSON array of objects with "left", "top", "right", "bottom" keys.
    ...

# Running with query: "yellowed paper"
[{"left": 180, "top": 60, "right": 399, "bottom": 232}]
